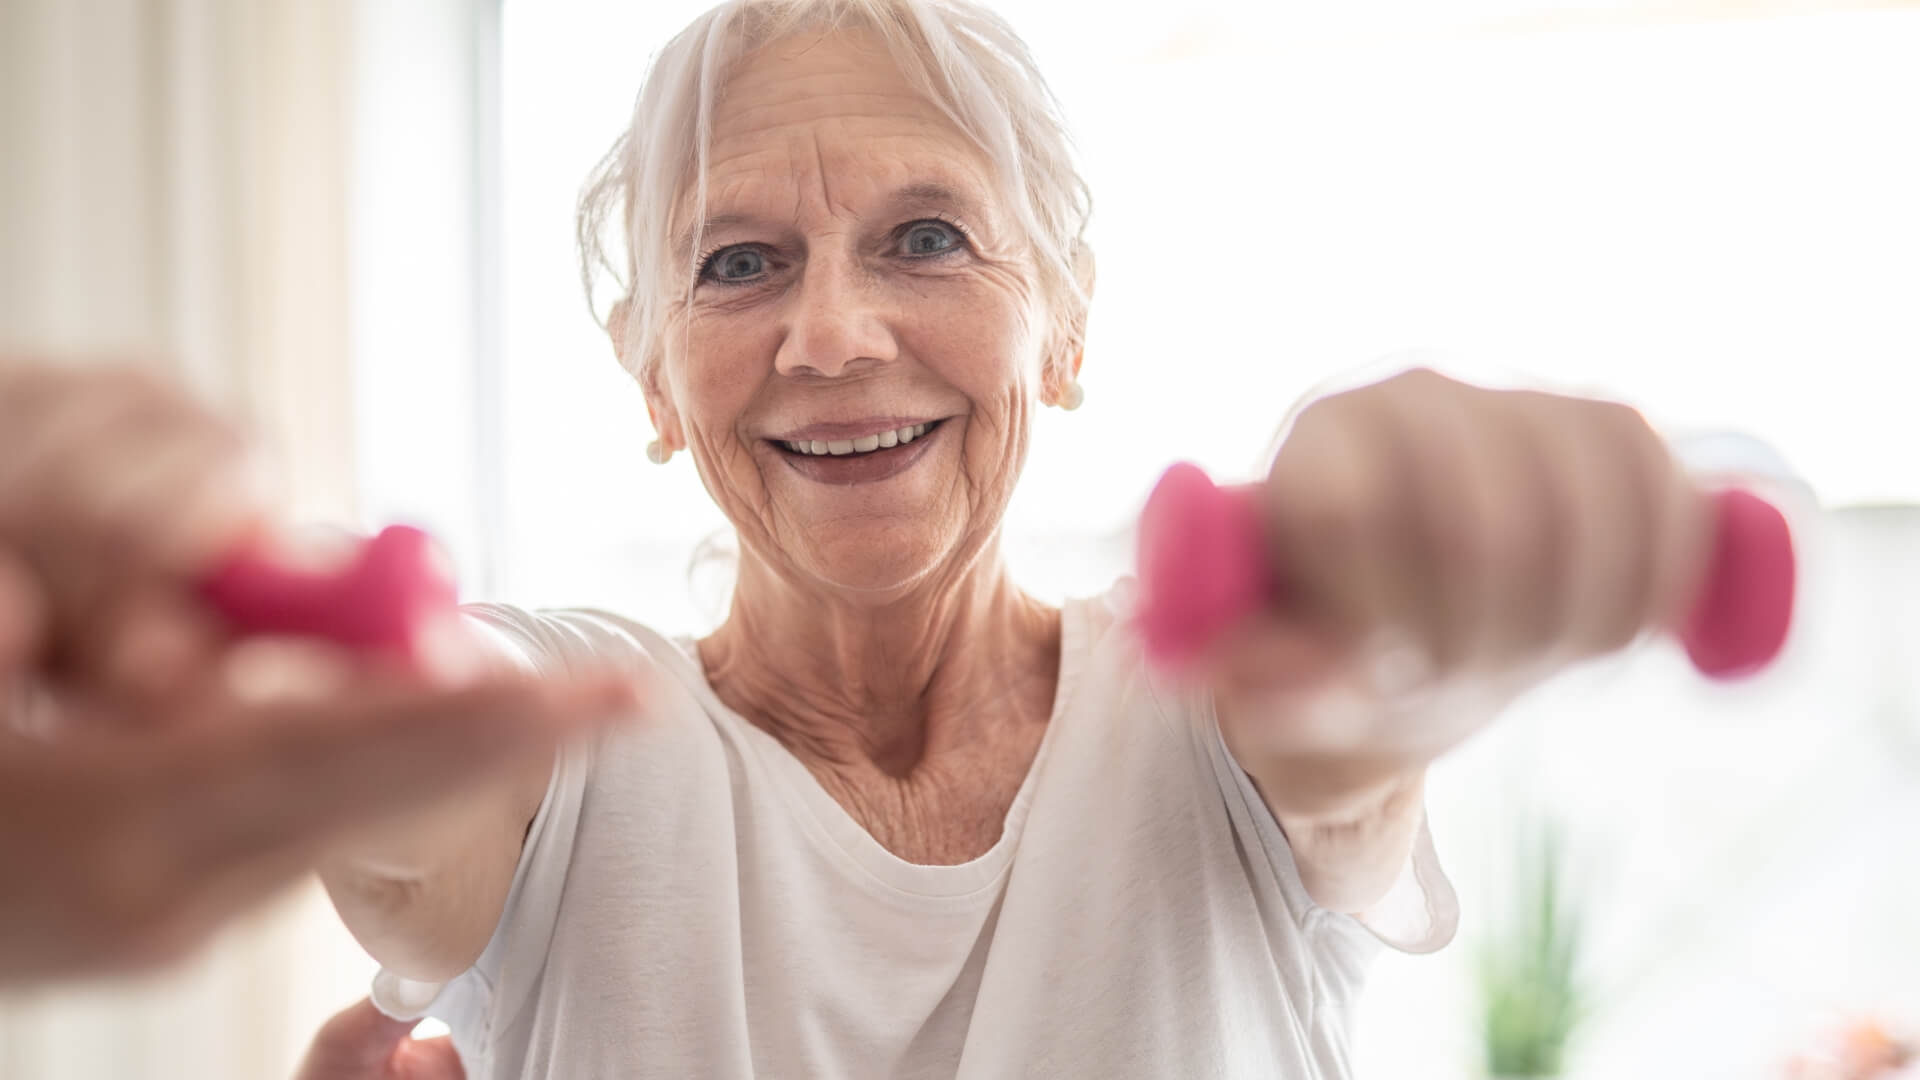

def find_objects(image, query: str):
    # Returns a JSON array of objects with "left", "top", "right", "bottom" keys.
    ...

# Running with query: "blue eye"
[
  {"left": 899, "top": 221, "right": 961, "bottom": 257},
  {"left": 703, "top": 247, "right": 766, "bottom": 282}
]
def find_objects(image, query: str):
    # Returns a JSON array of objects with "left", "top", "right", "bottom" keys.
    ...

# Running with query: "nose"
[{"left": 772, "top": 253, "right": 900, "bottom": 379}]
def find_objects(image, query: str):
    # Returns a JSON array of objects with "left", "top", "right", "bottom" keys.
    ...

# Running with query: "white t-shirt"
[{"left": 372, "top": 582, "right": 1458, "bottom": 1079}]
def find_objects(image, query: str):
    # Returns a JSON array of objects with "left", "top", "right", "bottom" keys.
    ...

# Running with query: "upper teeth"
[{"left": 784, "top": 423, "right": 930, "bottom": 456}]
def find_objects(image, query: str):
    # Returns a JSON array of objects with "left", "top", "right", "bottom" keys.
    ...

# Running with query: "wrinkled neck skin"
[{"left": 697, "top": 533, "right": 1062, "bottom": 778}]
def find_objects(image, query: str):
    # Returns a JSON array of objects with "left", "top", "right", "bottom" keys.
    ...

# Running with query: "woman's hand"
[
  {"left": 0, "top": 358, "right": 641, "bottom": 984},
  {"left": 1213, "top": 368, "right": 1710, "bottom": 819},
  {"left": 294, "top": 998, "right": 465, "bottom": 1080},
  {"left": 0, "top": 662, "right": 637, "bottom": 985}
]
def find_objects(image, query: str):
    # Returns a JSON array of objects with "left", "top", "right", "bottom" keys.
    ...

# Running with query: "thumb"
[
  {"left": 297, "top": 998, "right": 414, "bottom": 1077},
  {"left": 0, "top": 547, "right": 45, "bottom": 684},
  {"left": 1204, "top": 615, "right": 1345, "bottom": 699},
  {"left": 391, "top": 1035, "right": 465, "bottom": 1080}
]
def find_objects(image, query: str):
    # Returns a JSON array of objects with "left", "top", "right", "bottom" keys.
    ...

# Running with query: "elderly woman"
[
  {"left": 2, "top": 0, "right": 1711, "bottom": 1076},
  {"left": 323, "top": 1, "right": 1709, "bottom": 1074}
]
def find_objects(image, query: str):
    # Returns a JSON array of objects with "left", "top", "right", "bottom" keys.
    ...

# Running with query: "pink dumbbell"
[
  {"left": 200, "top": 525, "right": 458, "bottom": 662},
  {"left": 1136, "top": 462, "right": 1796, "bottom": 680}
]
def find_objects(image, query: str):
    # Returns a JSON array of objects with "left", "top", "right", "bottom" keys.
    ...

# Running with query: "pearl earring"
[
  {"left": 645, "top": 439, "right": 671, "bottom": 465},
  {"left": 1057, "top": 380, "right": 1085, "bottom": 411}
]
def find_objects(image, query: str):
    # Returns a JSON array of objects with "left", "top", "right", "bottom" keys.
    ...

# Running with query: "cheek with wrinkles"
[
  {"left": 654, "top": 222, "right": 1047, "bottom": 549},
  {"left": 958, "top": 397, "right": 1024, "bottom": 526}
]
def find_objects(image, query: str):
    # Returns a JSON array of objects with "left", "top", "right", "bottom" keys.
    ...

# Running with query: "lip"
[
  {"left": 773, "top": 419, "right": 945, "bottom": 485},
  {"left": 768, "top": 417, "right": 944, "bottom": 443}
]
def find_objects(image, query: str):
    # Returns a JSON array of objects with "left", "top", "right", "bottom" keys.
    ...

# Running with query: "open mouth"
[
  {"left": 768, "top": 419, "right": 947, "bottom": 484},
  {"left": 772, "top": 420, "right": 942, "bottom": 459}
]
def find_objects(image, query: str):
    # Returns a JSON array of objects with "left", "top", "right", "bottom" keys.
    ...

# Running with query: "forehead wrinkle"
[
  {"left": 676, "top": 35, "right": 1000, "bottom": 256},
  {"left": 708, "top": 108, "right": 976, "bottom": 186},
  {"left": 804, "top": 127, "right": 840, "bottom": 229},
  {"left": 683, "top": 135, "right": 998, "bottom": 253},
  {"left": 712, "top": 87, "right": 948, "bottom": 148},
  {"left": 718, "top": 32, "right": 933, "bottom": 117}
]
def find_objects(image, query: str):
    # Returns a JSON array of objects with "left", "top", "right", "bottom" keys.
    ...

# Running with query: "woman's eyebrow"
[
  {"left": 888, "top": 181, "right": 986, "bottom": 219},
  {"left": 678, "top": 182, "right": 988, "bottom": 251},
  {"left": 677, "top": 212, "right": 759, "bottom": 255}
]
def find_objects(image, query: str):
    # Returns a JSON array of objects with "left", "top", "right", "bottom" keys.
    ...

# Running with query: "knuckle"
[
  {"left": 1389, "top": 365, "right": 1450, "bottom": 393},
  {"left": 1591, "top": 608, "right": 1645, "bottom": 654},
  {"left": 1308, "top": 467, "right": 1397, "bottom": 554},
  {"left": 1288, "top": 395, "right": 1348, "bottom": 440},
  {"left": 1589, "top": 398, "right": 1655, "bottom": 445}
]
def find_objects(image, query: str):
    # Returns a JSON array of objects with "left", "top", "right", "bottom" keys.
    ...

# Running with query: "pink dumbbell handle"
[
  {"left": 1136, "top": 463, "right": 1796, "bottom": 680},
  {"left": 200, "top": 525, "right": 458, "bottom": 661}
]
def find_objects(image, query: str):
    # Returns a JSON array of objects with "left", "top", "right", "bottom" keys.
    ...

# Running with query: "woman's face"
[{"left": 644, "top": 32, "right": 1054, "bottom": 598}]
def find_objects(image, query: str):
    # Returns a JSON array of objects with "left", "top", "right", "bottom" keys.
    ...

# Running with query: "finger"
[
  {"left": 305, "top": 997, "right": 417, "bottom": 1073},
  {"left": 1378, "top": 377, "right": 1516, "bottom": 677},
  {"left": 1644, "top": 447, "right": 1714, "bottom": 636},
  {"left": 0, "top": 546, "right": 46, "bottom": 680},
  {"left": 1261, "top": 398, "right": 1417, "bottom": 655},
  {"left": 1560, "top": 401, "right": 1662, "bottom": 658},
  {"left": 92, "top": 585, "right": 232, "bottom": 706},
  {"left": 0, "top": 367, "right": 156, "bottom": 511},
  {"left": 10, "top": 681, "right": 110, "bottom": 739},
  {"left": 1206, "top": 616, "right": 1344, "bottom": 698},
  {"left": 217, "top": 636, "right": 360, "bottom": 710},
  {"left": 1285, "top": 389, "right": 1468, "bottom": 690},
  {"left": 55, "top": 671, "right": 645, "bottom": 971},
  {"left": 3, "top": 371, "right": 245, "bottom": 558},
  {"left": 0, "top": 549, "right": 49, "bottom": 738},
  {"left": 71, "top": 418, "right": 274, "bottom": 574},
  {"left": 1487, "top": 392, "right": 1574, "bottom": 666},
  {"left": 392, "top": 1035, "right": 466, "bottom": 1080},
  {"left": 46, "top": 419, "right": 270, "bottom": 596},
  {"left": 17, "top": 409, "right": 272, "bottom": 694},
  {"left": 162, "top": 669, "right": 643, "bottom": 873}
]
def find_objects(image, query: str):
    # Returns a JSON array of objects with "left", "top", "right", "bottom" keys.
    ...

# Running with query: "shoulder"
[
  {"left": 461, "top": 603, "right": 690, "bottom": 678},
  {"left": 460, "top": 603, "right": 724, "bottom": 768},
  {"left": 1063, "top": 578, "right": 1209, "bottom": 732}
]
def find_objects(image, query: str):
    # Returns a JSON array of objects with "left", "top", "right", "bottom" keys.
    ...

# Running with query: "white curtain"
[
  {"left": 0, "top": 1, "right": 376, "bottom": 1077},
  {"left": 0, "top": 0, "right": 357, "bottom": 518}
]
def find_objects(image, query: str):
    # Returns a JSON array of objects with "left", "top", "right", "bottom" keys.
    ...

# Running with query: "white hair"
[{"left": 576, "top": 0, "right": 1094, "bottom": 388}]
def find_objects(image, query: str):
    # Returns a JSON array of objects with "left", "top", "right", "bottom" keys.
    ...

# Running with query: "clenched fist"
[{"left": 1214, "top": 368, "right": 1711, "bottom": 817}]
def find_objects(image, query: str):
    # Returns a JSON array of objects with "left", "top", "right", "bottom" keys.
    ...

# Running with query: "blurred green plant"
[{"left": 1477, "top": 820, "right": 1587, "bottom": 1079}]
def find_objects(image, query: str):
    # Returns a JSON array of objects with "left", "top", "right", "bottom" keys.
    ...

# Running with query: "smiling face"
[{"left": 642, "top": 31, "right": 1057, "bottom": 598}]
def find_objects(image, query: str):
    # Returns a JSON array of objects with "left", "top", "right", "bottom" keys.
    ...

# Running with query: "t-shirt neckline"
[{"left": 665, "top": 597, "right": 1086, "bottom": 901}]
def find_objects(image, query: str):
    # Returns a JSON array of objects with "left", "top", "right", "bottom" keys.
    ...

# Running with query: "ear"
[
  {"left": 1042, "top": 243, "right": 1095, "bottom": 404},
  {"left": 1071, "top": 242, "right": 1097, "bottom": 305},
  {"left": 1041, "top": 347, "right": 1085, "bottom": 407},
  {"left": 640, "top": 369, "right": 686, "bottom": 455},
  {"left": 606, "top": 298, "right": 631, "bottom": 361},
  {"left": 610, "top": 296, "right": 686, "bottom": 453}
]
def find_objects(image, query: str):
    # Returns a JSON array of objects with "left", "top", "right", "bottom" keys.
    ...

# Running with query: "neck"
[{"left": 698, "top": 537, "right": 1061, "bottom": 777}]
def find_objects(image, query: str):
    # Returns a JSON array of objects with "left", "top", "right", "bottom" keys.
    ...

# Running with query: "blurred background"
[{"left": 3, "top": 0, "right": 1918, "bottom": 1077}]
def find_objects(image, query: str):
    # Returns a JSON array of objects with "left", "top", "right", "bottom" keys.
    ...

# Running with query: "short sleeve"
[
  {"left": 1200, "top": 708, "right": 1460, "bottom": 957},
  {"left": 1349, "top": 815, "right": 1457, "bottom": 954},
  {"left": 368, "top": 605, "right": 614, "bottom": 1066},
  {"left": 369, "top": 735, "right": 590, "bottom": 1062},
  {"left": 1105, "top": 575, "right": 1461, "bottom": 960}
]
